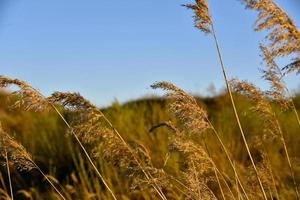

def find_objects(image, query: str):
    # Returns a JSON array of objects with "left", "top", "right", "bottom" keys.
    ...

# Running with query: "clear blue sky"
[{"left": 0, "top": 0, "right": 299, "bottom": 106}]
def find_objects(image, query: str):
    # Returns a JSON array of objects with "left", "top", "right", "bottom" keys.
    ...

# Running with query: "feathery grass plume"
[
  {"left": 0, "top": 127, "right": 67, "bottom": 200},
  {"left": 183, "top": 0, "right": 212, "bottom": 33},
  {"left": 184, "top": 1, "right": 269, "bottom": 198},
  {"left": 0, "top": 76, "right": 48, "bottom": 111},
  {"left": 254, "top": 141, "right": 280, "bottom": 200},
  {"left": 241, "top": 0, "right": 300, "bottom": 75},
  {"left": 48, "top": 92, "right": 169, "bottom": 200},
  {"left": 0, "top": 77, "right": 116, "bottom": 200},
  {"left": 49, "top": 92, "right": 141, "bottom": 167},
  {"left": 151, "top": 82, "right": 210, "bottom": 134},
  {"left": 246, "top": 134, "right": 280, "bottom": 199},
  {"left": 4, "top": 150, "right": 13, "bottom": 200},
  {"left": 260, "top": 44, "right": 300, "bottom": 129},
  {"left": 152, "top": 81, "right": 250, "bottom": 199},
  {"left": 246, "top": 151, "right": 277, "bottom": 200},
  {"left": 149, "top": 120, "right": 217, "bottom": 198},
  {"left": 149, "top": 121, "right": 237, "bottom": 200},
  {"left": 170, "top": 137, "right": 217, "bottom": 200},
  {"left": 230, "top": 79, "right": 281, "bottom": 140},
  {"left": 230, "top": 79, "right": 300, "bottom": 199},
  {"left": 260, "top": 45, "right": 290, "bottom": 109},
  {"left": 0, "top": 127, "right": 35, "bottom": 172}
]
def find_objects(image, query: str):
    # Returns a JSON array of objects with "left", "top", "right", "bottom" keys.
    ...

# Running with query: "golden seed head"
[
  {"left": 230, "top": 79, "right": 281, "bottom": 140},
  {"left": 259, "top": 45, "right": 290, "bottom": 110},
  {"left": 151, "top": 81, "right": 210, "bottom": 134},
  {"left": 242, "top": 0, "right": 300, "bottom": 74},
  {"left": 0, "top": 76, "right": 48, "bottom": 112},
  {"left": 0, "top": 126, "right": 35, "bottom": 172},
  {"left": 183, "top": 0, "right": 212, "bottom": 33}
]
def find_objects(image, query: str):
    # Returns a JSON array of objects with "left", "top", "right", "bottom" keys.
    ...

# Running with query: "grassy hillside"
[{"left": 0, "top": 90, "right": 300, "bottom": 199}]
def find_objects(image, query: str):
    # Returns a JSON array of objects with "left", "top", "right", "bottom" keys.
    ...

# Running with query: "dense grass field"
[
  {"left": 0, "top": 90, "right": 300, "bottom": 199},
  {"left": 1, "top": 0, "right": 300, "bottom": 199}
]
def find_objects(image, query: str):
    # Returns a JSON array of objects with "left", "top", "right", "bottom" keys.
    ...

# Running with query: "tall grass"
[{"left": 0, "top": 0, "right": 300, "bottom": 199}]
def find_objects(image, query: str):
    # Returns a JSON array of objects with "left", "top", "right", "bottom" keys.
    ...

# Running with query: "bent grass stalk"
[
  {"left": 151, "top": 122, "right": 236, "bottom": 199},
  {"left": 263, "top": 148, "right": 280, "bottom": 200},
  {"left": 183, "top": 2, "right": 268, "bottom": 198},
  {"left": 274, "top": 119, "right": 299, "bottom": 199},
  {"left": 33, "top": 163, "right": 66, "bottom": 200},
  {"left": 231, "top": 78, "right": 298, "bottom": 199},
  {"left": 0, "top": 126, "right": 66, "bottom": 200},
  {"left": 97, "top": 114, "right": 168, "bottom": 200},
  {"left": 151, "top": 82, "right": 247, "bottom": 199},
  {"left": 5, "top": 150, "right": 13, "bottom": 200},
  {"left": 0, "top": 77, "right": 117, "bottom": 200},
  {"left": 201, "top": 135, "right": 227, "bottom": 200},
  {"left": 210, "top": 23, "right": 268, "bottom": 200},
  {"left": 49, "top": 105, "right": 118, "bottom": 200},
  {"left": 207, "top": 121, "right": 249, "bottom": 200},
  {"left": 48, "top": 91, "right": 167, "bottom": 200}
]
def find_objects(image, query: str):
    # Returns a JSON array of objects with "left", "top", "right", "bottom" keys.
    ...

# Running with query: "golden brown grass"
[
  {"left": 241, "top": 0, "right": 300, "bottom": 75},
  {"left": 0, "top": 0, "right": 300, "bottom": 199},
  {"left": 184, "top": 1, "right": 268, "bottom": 198},
  {"left": 0, "top": 125, "right": 66, "bottom": 200}
]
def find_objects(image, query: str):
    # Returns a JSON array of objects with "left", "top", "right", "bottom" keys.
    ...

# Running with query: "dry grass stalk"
[
  {"left": 241, "top": 0, "right": 300, "bottom": 75},
  {"left": 0, "top": 123, "right": 14, "bottom": 200},
  {"left": 0, "top": 77, "right": 117, "bottom": 200},
  {"left": 0, "top": 76, "right": 48, "bottom": 112},
  {"left": 247, "top": 136, "right": 280, "bottom": 199},
  {"left": 201, "top": 133, "right": 232, "bottom": 200},
  {"left": 0, "top": 128, "right": 35, "bottom": 172},
  {"left": 231, "top": 79, "right": 300, "bottom": 199},
  {"left": 4, "top": 151, "right": 13, "bottom": 200},
  {"left": 0, "top": 126, "right": 66, "bottom": 200},
  {"left": 183, "top": 1, "right": 268, "bottom": 198},
  {"left": 151, "top": 82, "right": 210, "bottom": 134},
  {"left": 183, "top": 0, "right": 212, "bottom": 33},
  {"left": 150, "top": 121, "right": 237, "bottom": 200},
  {"left": 230, "top": 79, "right": 280, "bottom": 140},
  {"left": 246, "top": 154, "right": 275, "bottom": 199},
  {"left": 260, "top": 45, "right": 290, "bottom": 108},
  {"left": 152, "top": 81, "right": 249, "bottom": 199},
  {"left": 170, "top": 137, "right": 217, "bottom": 200},
  {"left": 260, "top": 44, "right": 300, "bottom": 130},
  {"left": 48, "top": 92, "right": 168, "bottom": 200}
]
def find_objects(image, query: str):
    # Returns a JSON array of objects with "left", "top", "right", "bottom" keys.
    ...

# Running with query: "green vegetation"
[
  {"left": 1, "top": 0, "right": 300, "bottom": 199},
  {"left": 0, "top": 90, "right": 300, "bottom": 199}
]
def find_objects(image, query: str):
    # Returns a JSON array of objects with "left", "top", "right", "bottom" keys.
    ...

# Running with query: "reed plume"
[
  {"left": 231, "top": 79, "right": 300, "bottom": 199},
  {"left": 152, "top": 81, "right": 249, "bottom": 199},
  {"left": 170, "top": 137, "right": 217, "bottom": 200},
  {"left": 151, "top": 82, "right": 210, "bottom": 134},
  {"left": 260, "top": 45, "right": 289, "bottom": 108},
  {"left": 0, "top": 126, "right": 66, "bottom": 200},
  {"left": 230, "top": 80, "right": 280, "bottom": 199},
  {"left": 183, "top": 1, "right": 268, "bottom": 198},
  {"left": 241, "top": 0, "right": 300, "bottom": 75},
  {"left": 0, "top": 127, "right": 35, "bottom": 172},
  {"left": 230, "top": 79, "right": 281, "bottom": 140},
  {"left": 0, "top": 76, "right": 48, "bottom": 112},
  {"left": 260, "top": 44, "right": 300, "bottom": 131},
  {"left": 0, "top": 76, "right": 117, "bottom": 200},
  {"left": 246, "top": 150, "right": 278, "bottom": 200},
  {"left": 48, "top": 92, "right": 169, "bottom": 200},
  {"left": 149, "top": 118, "right": 225, "bottom": 199},
  {"left": 183, "top": 0, "right": 212, "bottom": 33}
]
